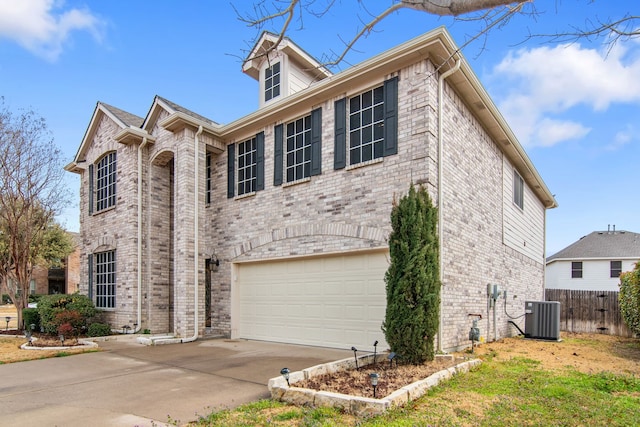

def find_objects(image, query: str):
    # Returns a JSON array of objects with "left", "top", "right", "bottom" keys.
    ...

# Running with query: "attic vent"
[{"left": 524, "top": 301, "right": 560, "bottom": 341}]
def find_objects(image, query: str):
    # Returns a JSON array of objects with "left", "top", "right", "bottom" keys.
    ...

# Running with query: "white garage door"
[{"left": 236, "top": 250, "right": 389, "bottom": 351}]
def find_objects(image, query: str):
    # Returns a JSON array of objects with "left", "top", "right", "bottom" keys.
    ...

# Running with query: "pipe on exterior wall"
[
  {"left": 437, "top": 58, "right": 461, "bottom": 353},
  {"left": 134, "top": 136, "right": 149, "bottom": 334},
  {"left": 151, "top": 125, "right": 204, "bottom": 345}
]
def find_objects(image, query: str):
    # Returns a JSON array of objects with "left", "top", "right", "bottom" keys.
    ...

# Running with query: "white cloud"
[
  {"left": 605, "top": 124, "right": 637, "bottom": 151},
  {"left": 0, "top": 0, "right": 104, "bottom": 61},
  {"left": 491, "top": 43, "right": 640, "bottom": 147}
]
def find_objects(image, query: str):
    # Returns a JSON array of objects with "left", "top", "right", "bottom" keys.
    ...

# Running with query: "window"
[
  {"left": 29, "top": 279, "right": 36, "bottom": 295},
  {"left": 286, "top": 115, "right": 312, "bottom": 182},
  {"left": 334, "top": 77, "right": 398, "bottom": 170},
  {"left": 571, "top": 261, "right": 583, "bottom": 278},
  {"left": 265, "top": 62, "right": 281, "bottom": 102},
  {"left": 237, "top": 137, "right": 257, "bottom": 195},
  {"left": 611, "top": 260, "right": 622, "bottom": 278},
  {"left": 95, "top": 152, "right": 117, "bottom": 212},
  {"left": 513, "top": 170, "right": 524, "bottom": 210},
  {"left": 227, "top": 133, "right": 264, "bottom": 198},
  {"left": 95, "top": 250, "right": 116, "bottom": 309},
  {"left": 206, "top": 152, "right": 212, "bottom": 205},
  {"left": 349, "top": 85, "right": 384, "bottom": 165}
]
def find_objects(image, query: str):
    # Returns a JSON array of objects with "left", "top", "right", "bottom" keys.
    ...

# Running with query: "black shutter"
[
  {"left": 383, "top": 76, "right": 399, "bottom": 157},
  {"left": 227, "top": 143, "right": 235, "bottom": 198},
  {"left": 310, "top": 107, "right": 322, "bottom": 176},
  {"left": 87, "top": 254, "right": 93, "bottom": 301},
  {"left": 274, "top": 125, "right": 283, "bottom": 186},
  {"left": 88, "top": 164, "right": 94, "bottom": 214},
  {"left": 256, "top": 132, "right": 265, "bottom": 191},
  {"left": 334, "top": 98, "right": 346, "bottom": 169}
]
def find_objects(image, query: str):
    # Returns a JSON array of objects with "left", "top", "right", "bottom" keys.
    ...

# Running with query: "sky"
[{"left": 0, "top": 0, "right": 638, "bottom": 256}]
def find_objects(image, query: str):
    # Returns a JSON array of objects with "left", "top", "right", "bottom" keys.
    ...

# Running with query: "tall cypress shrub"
[{"left": 382, "top": 184, "right": 440, "bottom": 364}]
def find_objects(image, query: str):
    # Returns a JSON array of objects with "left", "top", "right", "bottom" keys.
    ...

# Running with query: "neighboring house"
[
  {"left": 1, "top": 232, "right": 80, "bottom": 297},
  {"left": 65, "top": 27, "right": 556, "bottom": 352},
  {"left": 546, "top": 229, "right": 640, "bottom": 292}
]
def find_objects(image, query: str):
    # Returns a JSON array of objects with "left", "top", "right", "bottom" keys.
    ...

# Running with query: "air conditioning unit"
[{"left": 524, "top": 301, "right": 561, "bottom": 341}]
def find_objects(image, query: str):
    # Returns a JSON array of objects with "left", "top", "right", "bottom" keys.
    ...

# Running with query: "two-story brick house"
[{"left": 65, "top": 27, "right": 556, "bottom": 352}]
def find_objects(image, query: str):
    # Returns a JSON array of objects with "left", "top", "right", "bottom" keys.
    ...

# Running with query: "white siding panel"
[
  {"left": 546, "top": 259, "right": 640, "bottom": 291},
  {"left": 502, "top": 156, "right": 545, "bottom": 262},
  {"left": 236, "top": 250, "right": 389, "bottom": 351}
]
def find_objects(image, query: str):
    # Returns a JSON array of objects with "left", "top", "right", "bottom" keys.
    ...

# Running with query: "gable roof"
[
  {"left": 242, "top": 31, "right": 332, "bottom": 81},
  {"left": 547, "top": 230, "right": 640, "bottom": 262},
  {"left": 65, "top": 102, "right": 145, "bottom": 171}
]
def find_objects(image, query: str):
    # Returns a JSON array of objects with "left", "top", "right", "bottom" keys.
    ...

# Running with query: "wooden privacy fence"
[{"left": 545, "top": 289, "right": 634, "bottom": 337}]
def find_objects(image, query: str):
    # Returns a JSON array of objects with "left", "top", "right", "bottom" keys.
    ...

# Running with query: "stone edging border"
[
  {"left": 268, "top": 353, "right": 481, "bottom": 417},
  {"left": 20, "top": 338, "right": 99, "bottom": 351}
]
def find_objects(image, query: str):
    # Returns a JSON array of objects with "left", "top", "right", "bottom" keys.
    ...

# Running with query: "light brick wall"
[{"left": 76, "top": 55, "right": 546, "bottom": 350}]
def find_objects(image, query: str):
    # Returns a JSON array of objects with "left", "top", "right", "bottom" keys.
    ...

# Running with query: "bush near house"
[
  {"left": 383, "top": 184, "right": 441, "bottom": 364},
  {"left": 87, "top": 323, "right": 112, "bottom": 337},
  {"left": 22, "top": 308, "right": 40, "bottom": 332},
  {"left": 619, "top": 262, "right": 640, "bottom": 336},
  {"left": 37, "top": 294, "right": 97, "bottom": 336}
]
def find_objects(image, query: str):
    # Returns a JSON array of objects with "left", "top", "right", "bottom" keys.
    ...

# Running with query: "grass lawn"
[{"left": 191, "top": 334, "right": 640, "bottom": 427}]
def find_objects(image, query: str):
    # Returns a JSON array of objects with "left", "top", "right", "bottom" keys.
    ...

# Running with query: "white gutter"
[
  {"left": 134, "top": 137, "right": 149, "bottom": 333},
  {"left": 151, "top": 125, "right": 203, "bottom": 345},
  {"left": 437, "top": 58, "right": 461, "bottom": 353}
]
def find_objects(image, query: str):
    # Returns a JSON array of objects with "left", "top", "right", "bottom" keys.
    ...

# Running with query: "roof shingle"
[{"left": 547, "top": 230, "right": 640, "bottom": 262}]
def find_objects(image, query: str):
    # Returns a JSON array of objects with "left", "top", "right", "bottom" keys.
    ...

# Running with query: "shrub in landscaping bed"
[
  {"left": 37, "top": 294, "right": 97, "bottom": 335},
  {"left": 22, "top": 307, "right": 40, "bottom": 332},
  {"left": 87, "top": 323, "right": 112, "bottom": 337}
]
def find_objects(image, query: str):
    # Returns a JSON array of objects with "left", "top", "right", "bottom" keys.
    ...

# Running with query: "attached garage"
[{"left": 233, "top": 250, "right": 389, "bottom": 351}]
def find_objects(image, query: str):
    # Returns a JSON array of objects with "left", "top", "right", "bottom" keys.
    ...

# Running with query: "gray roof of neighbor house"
[{"left": 547, "top": 230, "right": 640, "bottom": 262}]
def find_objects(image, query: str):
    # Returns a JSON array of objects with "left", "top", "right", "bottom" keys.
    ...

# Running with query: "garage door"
[{"left": 236, "top": 250, "right": 389, "bottom": 351}]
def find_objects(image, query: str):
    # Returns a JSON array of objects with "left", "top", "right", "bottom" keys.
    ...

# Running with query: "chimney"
[
  {"left": 613, "top": 224, "right": 616, "bottom": 232},
  {"left": 608, "top": 224, "right": 610, "bottom": 232}
]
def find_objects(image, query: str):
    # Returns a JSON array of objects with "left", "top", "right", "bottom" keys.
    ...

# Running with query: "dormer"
[{"left": 243, "top": 32, "right": 332, "bottom": 108}]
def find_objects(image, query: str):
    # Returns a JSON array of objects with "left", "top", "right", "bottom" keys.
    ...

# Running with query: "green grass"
[{"left": 191, "top": 355, "right": 640, "bottom": 427}]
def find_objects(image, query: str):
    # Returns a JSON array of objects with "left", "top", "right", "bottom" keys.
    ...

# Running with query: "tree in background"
[
  {"left": 619, "top": 262, "right": 640, "bottom": 337},
  {"left": 0, "top": 98, "right": 71, "bottom": 329},
  {"left": 383, "top": 184, "right": 440, "bottom": 364},
  {"left": 239, "top": 1, "right": 639, "bottom": 67}
]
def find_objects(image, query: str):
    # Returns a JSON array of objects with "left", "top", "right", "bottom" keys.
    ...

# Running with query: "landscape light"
[
  {"left": 280, "top": 367, "right": 290, "bottom": 386},
  {"left": 369, "top": 372, "right": 379, "bottom": 398},
  {"left": 351, "top": 346, "right": 359, "bottom": 369}
]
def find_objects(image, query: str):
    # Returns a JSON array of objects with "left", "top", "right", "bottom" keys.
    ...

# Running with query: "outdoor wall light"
[
  {"left": 351, "top": 346, "right": 359, "bottom": 369},
  {"left": 280, "top": 367, "right": 290, "bottom": 386},
  {"left": 369, "top": 372, "right": 379, "bottom": 398}
]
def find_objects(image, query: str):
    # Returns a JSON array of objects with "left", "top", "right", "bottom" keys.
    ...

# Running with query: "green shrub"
[
  {"left": 2, "top": 294, "right": 10, "bottom": 304},
  {"left": 87, "top": 323, "right": 112, "bottom": 337},
  {"left": 37, "top": 294, "right": 97, "bottom": 335},
  {"left": 619, "top": 262, "right": 640, "bottom": 336},
  {"left": 22, "top": 308, "right": 40, "bottom": 332},
  {"left": 382, "top": 184, "right": 441, "bottom": 364}
]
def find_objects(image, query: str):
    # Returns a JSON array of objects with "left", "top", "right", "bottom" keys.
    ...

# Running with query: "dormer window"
[{"left": 265, "top": 62, "right": 281, "bottom": 102}]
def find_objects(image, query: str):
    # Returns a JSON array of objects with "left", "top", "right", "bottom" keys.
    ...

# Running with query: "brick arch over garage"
[{"left": 229, "top": 223, "right": 389, "bottom": 259}]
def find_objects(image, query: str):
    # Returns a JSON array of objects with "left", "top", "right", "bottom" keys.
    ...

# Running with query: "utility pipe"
[
  {"left": 152, "top": 125, "right": 204, "bottom": 345},
  {"left": 437, "top": 57, "right": 461, "bottom": 353},
  {"left": 134, "top": 136, "right": 149, "bottom": 334}
]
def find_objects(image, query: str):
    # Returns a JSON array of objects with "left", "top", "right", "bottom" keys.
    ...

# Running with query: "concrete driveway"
[{"left": 0, "top": 336, "right": 352, "bottom": 427}]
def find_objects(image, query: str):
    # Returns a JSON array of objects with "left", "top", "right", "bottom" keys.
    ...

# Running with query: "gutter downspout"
[
  {"left": 134, "top": 137, "right": 149, "bottom": 334},
  {"left": 152, "top": 125, "right": 203, "bottom": 345},
  {"left": 437, "top": 58, "right": 461, "bottom": 353}
]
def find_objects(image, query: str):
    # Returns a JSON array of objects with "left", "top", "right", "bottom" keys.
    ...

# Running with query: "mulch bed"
[{"left": 296, "top": 358, "right": 458, "bottom": 399}]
